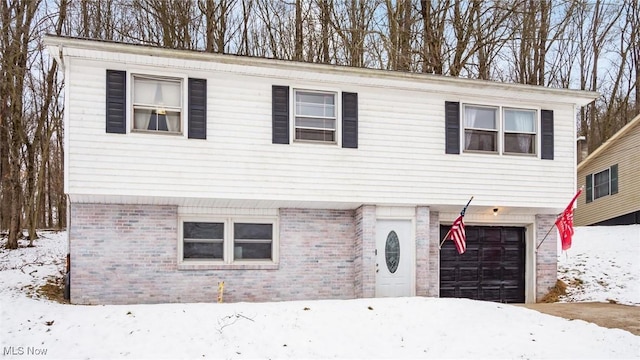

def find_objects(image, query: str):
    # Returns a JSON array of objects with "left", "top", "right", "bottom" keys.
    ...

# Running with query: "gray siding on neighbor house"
[{"left": 575, "top": 119, "right": 640, "bottom": 226}]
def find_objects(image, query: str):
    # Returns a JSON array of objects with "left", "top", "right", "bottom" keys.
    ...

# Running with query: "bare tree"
[{"left": 1, "top": 0, "right": 42, "bottom": 248}]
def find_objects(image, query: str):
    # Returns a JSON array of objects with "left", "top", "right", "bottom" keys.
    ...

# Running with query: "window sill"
[
  {"left": 131, "top": 129, "right": 183, "bottom": 136},
  {"left": 178, "top": 262, "right": 279, "bottom": 270},
  {"left": 503, "top": 152, "right": 537, "bottom": 157}
]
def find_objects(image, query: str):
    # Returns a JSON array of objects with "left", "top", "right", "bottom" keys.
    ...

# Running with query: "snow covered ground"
[
  {"left": 558, "top": 225, "right": 640, "bottom": 305},
  {"left": 0, "top": 226, "right": 638, "bottom": 359}
]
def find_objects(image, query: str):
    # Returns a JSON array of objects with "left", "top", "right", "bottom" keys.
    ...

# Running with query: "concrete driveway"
[{"left": 517, "top": 303, "right": 640, "bottom": 335}]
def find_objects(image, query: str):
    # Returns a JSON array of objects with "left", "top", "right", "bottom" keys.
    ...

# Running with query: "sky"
[{"left": 0, "top": 225, "right": 638, "bottom": 359}]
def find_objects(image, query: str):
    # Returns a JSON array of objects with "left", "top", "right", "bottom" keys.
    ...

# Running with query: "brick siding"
[
  {"left": 70, "top": 204, "right": 358, "bottom": 304},
  {"left": 535, "top": 214, "right": 558, "bottom": 301}
]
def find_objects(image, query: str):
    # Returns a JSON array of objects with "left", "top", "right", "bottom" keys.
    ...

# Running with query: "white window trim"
[
  {"left": 126, "top": 69, "right": 189, "bottom": 138},
  {"left": 178, "top": 215, "right": 279, "bottom": 270},
  {"left": 502, "top": 107, "right": 538, "bottom": 156},
  {"left": 461, "top": 102, "right": 540, "bottom": 157},
  {"left": 292, "top": 87, "right": 341, "bottom": 145},
  {"left": 462, "top": 104, "right": 499, "bottom": 154}
]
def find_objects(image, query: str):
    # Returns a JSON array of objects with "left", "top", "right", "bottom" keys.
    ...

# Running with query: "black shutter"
[
  {"left": 610, "top": 164, "right": 618, "bottom": 195},
  {"left": 586, "top": 174, "right": 593, "bottom": 203},
  {"left": 445, "top": 101, "right": 460, "bottom": 154},
  {"left": 342, "top": 92, "right": 358, "bottom": 148},
  {"left": 188, "top": 78, "right": 207, "bottom": 139},
  {"left": 272, "top": 85, "right": 290, "bottom": 144},
  {"left": 541, "top": 110, "right": 554, "bottom": 160},
  {"left": 106, "top": 70, "right": 126, "bottom": 134}
]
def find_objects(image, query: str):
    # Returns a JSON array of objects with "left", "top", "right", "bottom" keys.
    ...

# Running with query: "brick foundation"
[{"left": 70, "top": 204, "right": 359, "bottom": 304}]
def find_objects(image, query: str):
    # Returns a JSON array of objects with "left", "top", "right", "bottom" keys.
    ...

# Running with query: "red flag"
[
  {"left": 449, "top": 215, "right": 466, "bottom": 254},
  {"left": 555, "top": 189, "right": 583, "bottom": 251}
]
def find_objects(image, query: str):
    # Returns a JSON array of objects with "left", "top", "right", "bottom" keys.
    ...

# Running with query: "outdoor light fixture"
[{"left": 493, "top": 208, "right": 499, "bottom": 216}]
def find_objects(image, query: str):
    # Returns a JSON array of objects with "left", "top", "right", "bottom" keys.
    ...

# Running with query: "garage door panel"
[
  {"left": 481, "top": 287, "right": 501, "bottom": 301},
  {"left": 482, "top": 248, "right": 502, "bottom": 261},
  {"left": 440, "top": 267, "right": 457, "bottom": 281},
  {"left": 440, "top": 225, "right": 526, "bottom": 303},
  {"left": 459, "top": 267, "right": 479, "bottom": 281},
  {"left": 440, "top": 287, "right": 456, "bottom": 298},
  {"left": 459, "top": 287, "right": 479, "bottom": 299},
  {"left": 502, "top": 266, "right": 521, "bottom": 281}
]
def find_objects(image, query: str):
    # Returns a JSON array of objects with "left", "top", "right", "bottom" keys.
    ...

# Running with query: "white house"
[{"left": 44, "top": 36, "right": 598, "bottom": 305}]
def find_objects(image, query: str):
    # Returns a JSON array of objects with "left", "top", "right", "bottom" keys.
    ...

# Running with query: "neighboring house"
[
  {"left": 575, "top": 114, "right": 640, "bottom": 226},
  {"left": 44, "top": 36, "right": 598, "bottom": 305}
]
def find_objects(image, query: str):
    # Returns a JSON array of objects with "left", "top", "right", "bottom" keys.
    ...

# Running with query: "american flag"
[
  {"left": 446, "top": 197, "right": 472, "bottom": 255},
  {"left": 556, "top": 189, "right": 583, "bottom": 251},
  {"left": 449, "top": 215, "right": 466, "bottom": 254}
]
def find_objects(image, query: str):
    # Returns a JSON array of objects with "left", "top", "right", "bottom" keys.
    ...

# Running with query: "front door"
[{"left": 375, "top": 219, "right": 413, "bottom": 297}]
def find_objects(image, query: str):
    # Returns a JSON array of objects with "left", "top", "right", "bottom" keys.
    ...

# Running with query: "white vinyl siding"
[{"left": 63, "top": 53, "right": 583, "bottom": 211}]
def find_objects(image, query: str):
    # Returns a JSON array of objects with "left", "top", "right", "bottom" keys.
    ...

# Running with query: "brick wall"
[
  {"left": 70, "top": 204, "right": 358, "bottom": 304},
  {"left": 415, "top": 206, "right": 431, "bottom": 296},
  {"left": 535, "top": 214, "right": 558, "bottom": 301},
  {"left": 426, "top": 211, "right": 440, "bottom": 296},
  {"left": 354, "top": 205, "right": 375, "bottom": 298}
]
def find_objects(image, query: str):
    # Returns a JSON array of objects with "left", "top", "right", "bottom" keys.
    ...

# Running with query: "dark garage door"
[{"left": 440, "top": 225, "right": 526, "bottom": 303}]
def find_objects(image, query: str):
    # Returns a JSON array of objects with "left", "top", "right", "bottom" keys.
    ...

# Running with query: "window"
[
  {"left": 180, "top": 218, "right": 276, "bottom": 264},
  {"left": 183, "top": 222, "right": 224, "bottom": 260},
  {"left": 504, "top": 108, "right": 536, "bottom": 154},
  {"left": 464, "top": 105, "right": 498, "bottom": 152},
  {"left": 462, "top": 104, "right": 538, "bottom": 155},
  {"left": 132, "top": 75, "right": 182, "bottom": 133},
  {"left": 593, "top": 169, "right": 610, "bottom": 200},
  {"left": 586, "top": 164, "right": 618, "bottom": 203},
  {"left": 294, "top": 90, "right": 337, "bottom": 143},
  {"left": 233, "top": 223, "right": 273, "bottom": 260}
]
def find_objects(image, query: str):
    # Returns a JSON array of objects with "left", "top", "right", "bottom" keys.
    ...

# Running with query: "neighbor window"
[
  {"left": 180, "top": 219, "right": 276, "bottom": 264},
  {"left": 586, "top": 164, "right": 618, "bottom": 203},
  {"left": 593, "top": 168, "right": 611, "bottom": 200},
  {"left": 294, "top": 90, "right": 337, "bottom": 143},
  {"left": 464, "top": 105, "right": 498, "bottom": 152},
  {"left": 132, "top": 75, "right": 182, "bottom": 133},
  {"left": 504, "top": 108, "right": 536, "bottom": 154}
]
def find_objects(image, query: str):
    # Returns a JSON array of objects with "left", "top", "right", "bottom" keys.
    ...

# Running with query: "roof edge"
[
  {"left": 44, "top": 35, "right": 600, "bottom": 107},
  {"left": 578, "top": 113, "right": 640, "bottom": 171}
]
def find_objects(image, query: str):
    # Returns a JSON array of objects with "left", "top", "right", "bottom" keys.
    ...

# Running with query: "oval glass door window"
[{"left": 385, "top": 231, "right": 400, "bottom": 273}]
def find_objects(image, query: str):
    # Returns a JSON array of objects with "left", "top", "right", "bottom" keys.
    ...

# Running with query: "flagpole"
[
  {"left": 439, "top": 196, "right": 474, "bottom": 249},
  {"left": 535, "top": 222, "right": 557, "bottom": 250},
  {"left": 439, "top": 229, "right": 452, "bottom": 249},
  {"left": 535, "top": 187, "right": 584, "bottom": 250}
]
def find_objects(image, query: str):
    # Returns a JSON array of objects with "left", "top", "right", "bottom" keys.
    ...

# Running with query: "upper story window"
[
  {"left": 294, "top": 90, "right": 337, "bottom": 143},
  {"left": 462, "top": 104, "right": 537, "bottom": 155},
  {"left": 464, "top": 105, "right": 498, "bottom": 152},
  {"left": 132, "top": 75, "right": 182, "bottom": 134},
  {"left": 504, "top": 108, "right": 536, "bottom": 154}
]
